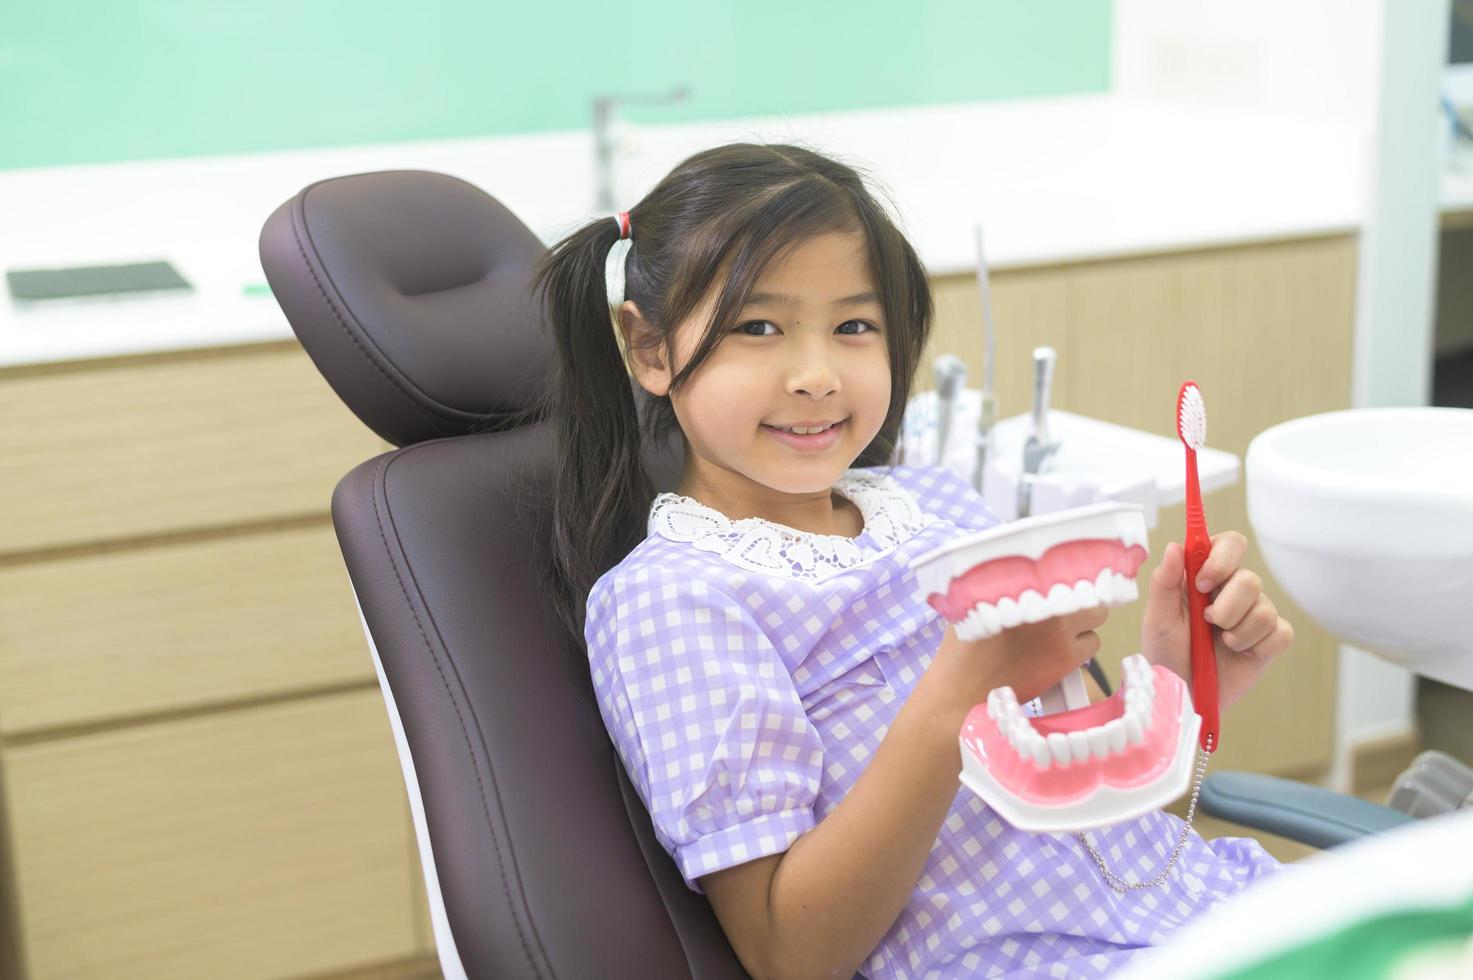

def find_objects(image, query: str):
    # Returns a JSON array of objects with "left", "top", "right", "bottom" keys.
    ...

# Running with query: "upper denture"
[{"left": 927, "top": 538, "right": 1148, "bottom": 623}]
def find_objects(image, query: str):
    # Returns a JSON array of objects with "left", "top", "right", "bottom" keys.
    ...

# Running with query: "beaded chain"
[{"left": 1072, "top": 733, "right": 1215, "bottom": 893}]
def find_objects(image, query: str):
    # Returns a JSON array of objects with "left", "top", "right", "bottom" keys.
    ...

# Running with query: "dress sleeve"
[{"left": 584, "top": 563, "right": 825, "bottom": 893}]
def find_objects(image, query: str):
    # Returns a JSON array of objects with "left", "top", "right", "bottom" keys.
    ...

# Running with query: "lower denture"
[{"left": 963, "top": 662, "right": 1184, "bottom": 806}]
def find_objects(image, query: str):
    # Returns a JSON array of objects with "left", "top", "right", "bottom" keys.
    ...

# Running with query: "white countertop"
[{"left": 0, "top": 94, "right": 1379, "bottom": 369}]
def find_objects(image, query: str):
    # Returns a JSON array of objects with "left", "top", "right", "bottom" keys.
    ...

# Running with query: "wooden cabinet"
[
  {"left": 5, "top": 692, "right": 416, "bottom": 980},
  {"left": 924, "top": 234, "right": 1359, "bottom": 779},
  {"left": 0, "top": 341, "right": 435, "bottom": 979},
  {"left": 0, "top": 343, "right": 386, "bottom": 553},
  {"left": 0, "top": 523, "right": 375, "bottom": 736}
]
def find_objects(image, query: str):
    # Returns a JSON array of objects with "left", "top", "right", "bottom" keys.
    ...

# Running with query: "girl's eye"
[
  {"left": 733, "top": 320, "right": 778, "bottom": 337},
  {"left": 732, "top": 319, "right": 879, "bottom": 337}
]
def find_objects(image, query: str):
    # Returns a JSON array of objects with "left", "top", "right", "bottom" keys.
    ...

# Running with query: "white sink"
[{"left": 1246, "top": 407, "right": 1473, "bottom": 691}]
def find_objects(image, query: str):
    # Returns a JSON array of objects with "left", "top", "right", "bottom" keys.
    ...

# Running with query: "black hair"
[{"left": 526, "top": 141, "right": 934, "bottom": 678}]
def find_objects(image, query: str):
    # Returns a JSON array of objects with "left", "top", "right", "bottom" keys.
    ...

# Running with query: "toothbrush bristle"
[{"left": 1177, "top": 383, "right": 1207, "bottom": 449}]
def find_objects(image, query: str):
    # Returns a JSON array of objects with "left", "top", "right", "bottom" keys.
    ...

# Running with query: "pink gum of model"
[
  {"left": 924, "top": 538, "right": 1148, "bottom": 624},
  {"left": 961, "top": 662, "right": 1191, "bottom": 806}
]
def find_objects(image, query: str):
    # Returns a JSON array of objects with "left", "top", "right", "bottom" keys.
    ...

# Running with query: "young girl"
[{"left": 530, "top": 143, "right": 1296, "bottom": 979}]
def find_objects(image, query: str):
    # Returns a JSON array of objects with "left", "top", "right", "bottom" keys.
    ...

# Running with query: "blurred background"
[{"left": 0, "top": 1, "right": 1469, "bottom": 978}]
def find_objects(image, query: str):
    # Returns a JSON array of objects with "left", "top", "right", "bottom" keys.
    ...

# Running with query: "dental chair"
[{"left": 257, "top": 169, "right": 1434, "bottom": 980}]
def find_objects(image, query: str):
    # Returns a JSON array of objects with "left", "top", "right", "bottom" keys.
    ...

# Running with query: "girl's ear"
[{"left": 617, "top": 301, "right": 673, "bottom": 397}]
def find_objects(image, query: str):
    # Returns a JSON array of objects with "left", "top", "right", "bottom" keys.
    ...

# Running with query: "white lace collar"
[{"left": 646, "top": 468, "right": 936, "bottom": 581}]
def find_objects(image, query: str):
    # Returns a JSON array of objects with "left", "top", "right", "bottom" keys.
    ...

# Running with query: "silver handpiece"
[
  {"left": 932, "top": 354, "right": 967, "bottom": 467},
  {"left": 1017, "top": 346, "right": 1060, "bottom": 519},
  {"left": 1030, "top": 346, "right": 1056, "bottom": 445}
]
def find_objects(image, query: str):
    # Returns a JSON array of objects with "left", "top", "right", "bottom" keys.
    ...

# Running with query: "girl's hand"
[
  {"left": 930, "top": 604, "right": 1109, "bottom": 719},
  {"left": 1138, "top": 531, "right": 1295, "bottom": 713}
]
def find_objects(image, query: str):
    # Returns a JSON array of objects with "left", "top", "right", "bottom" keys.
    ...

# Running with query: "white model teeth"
[
  {"left": 1046, "top": 583, "right": 1079, "bottom": 615},
  {"left": 986, "top": 686, "right": 1019, "bottom": 720},
  {"left": 952, "top": 572, "right": 1141, "bottom": 641},
  {"left": 987, "top": 654, "right": 1158, "bottom": 770},
  {"left": 996, "top": 596, "right": 1022, "bottom": 629},
  {"left": 1047, "top": 732, "right": 1071, "bottom": 765},
  {"left": 1019, "top": 590, "right": 1048, "bottom": 623},
  {"left": 1026, "top": 735, "right": 1051, "bottom": 770}
]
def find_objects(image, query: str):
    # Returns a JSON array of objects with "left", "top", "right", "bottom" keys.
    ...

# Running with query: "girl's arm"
[{"left": 701, "top": 612, "right": 1101, "bottom": 980}]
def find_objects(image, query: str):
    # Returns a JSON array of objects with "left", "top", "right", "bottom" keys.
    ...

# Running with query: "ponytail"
[{"left": 531, "top": 216, "right": 653, "bottom": 674}]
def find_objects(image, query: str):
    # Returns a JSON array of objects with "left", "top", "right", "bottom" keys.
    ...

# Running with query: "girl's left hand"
[{"left": 1138, "top": 531, "right": 1295, "bottom": 714}]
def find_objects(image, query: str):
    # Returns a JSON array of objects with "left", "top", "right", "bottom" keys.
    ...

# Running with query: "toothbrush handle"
[
  {"left": 1038, "top": 669, "right": 1091, "bottom": 715},
  {"left": 1184, "top": 453, "right": 1220, "bottom": 753}
]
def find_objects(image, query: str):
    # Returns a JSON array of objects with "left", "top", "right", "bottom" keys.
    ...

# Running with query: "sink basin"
[{"left": 1246, "top": 407, "right": 1473, "bottom": 690}]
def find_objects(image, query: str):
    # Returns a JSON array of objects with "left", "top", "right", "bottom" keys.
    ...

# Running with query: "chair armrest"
[{"left": 1198, "top": 771, "right": 1416, "bottom": 849}]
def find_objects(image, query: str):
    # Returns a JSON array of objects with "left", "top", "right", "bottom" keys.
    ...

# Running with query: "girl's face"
[{"left": 623, "top": 229, "right": 892, "bottom": 512}]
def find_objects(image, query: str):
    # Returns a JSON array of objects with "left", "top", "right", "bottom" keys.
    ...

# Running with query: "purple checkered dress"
[{"left": 585, "top": 464, "right": 1286, "bottom": 978}]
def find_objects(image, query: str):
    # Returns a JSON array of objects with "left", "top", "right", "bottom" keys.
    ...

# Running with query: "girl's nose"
[{"left": 786, "top": 340, "right": 840, "bottom": 397}]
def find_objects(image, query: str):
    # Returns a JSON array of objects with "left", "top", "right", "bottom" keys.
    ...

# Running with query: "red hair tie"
[{"left": 614, "top": 211, "right": 632, "bottom": 240}]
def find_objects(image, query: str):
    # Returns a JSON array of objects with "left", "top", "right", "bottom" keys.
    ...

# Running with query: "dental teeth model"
[{"left": 911, "top": 502, "right": 1202, "bottom": 833}]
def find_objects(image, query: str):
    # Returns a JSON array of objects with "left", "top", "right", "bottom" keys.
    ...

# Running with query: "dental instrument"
[
  {"left": 932, "top": 354, "right": 967, "bottom": 467},
  {"left": 1017, "top": 347, "right": 1061, "bottom": 520},
  {"left": 1178, "top": 382, "right": 1220, "bottom": 754},
  {"left": 972, "top": 223, "right": 998, "bottom": 495}
]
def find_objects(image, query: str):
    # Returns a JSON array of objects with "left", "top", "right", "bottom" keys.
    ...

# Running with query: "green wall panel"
[{"left": 0, "top": 0, "right": 1111, "bottom": 171}]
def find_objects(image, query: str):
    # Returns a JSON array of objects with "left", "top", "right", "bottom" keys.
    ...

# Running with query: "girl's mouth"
[{"left": 762, "top": 418, "right": 845, "bottom": 451}]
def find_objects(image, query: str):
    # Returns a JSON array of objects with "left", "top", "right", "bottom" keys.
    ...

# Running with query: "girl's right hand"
[{"left": 927, "top": 604, "right": 1110, "bottom": 723}]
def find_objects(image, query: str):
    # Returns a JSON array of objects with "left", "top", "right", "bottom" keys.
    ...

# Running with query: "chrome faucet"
[{"left": 592, "top": 86, "right": 692, "bottom": 212}]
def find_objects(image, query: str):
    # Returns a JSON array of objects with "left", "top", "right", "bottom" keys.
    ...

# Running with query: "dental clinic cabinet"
[
  {"left": 0, "top": 344, "right": 436, "bottom": 980},
  {"left": 0, "top": 231, "right": 1354, "bottom": 979}
]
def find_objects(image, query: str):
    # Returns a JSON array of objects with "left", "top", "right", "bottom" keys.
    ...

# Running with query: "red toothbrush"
[{"left": 1177, "top": 382, "right": 1219, "bottom": 753}]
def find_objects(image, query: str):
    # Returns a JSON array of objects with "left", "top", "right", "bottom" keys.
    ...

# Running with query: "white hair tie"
[
  {"left": 605, "top": 212, "right": 635, "bottom": 377},
  {"left": 605, "top": 235, "right": 632, "bottom": 310}
]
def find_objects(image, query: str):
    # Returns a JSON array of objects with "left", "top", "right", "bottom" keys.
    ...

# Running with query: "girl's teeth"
[{"left": 775, "top": 423, "right": 833, "bottom": 434}]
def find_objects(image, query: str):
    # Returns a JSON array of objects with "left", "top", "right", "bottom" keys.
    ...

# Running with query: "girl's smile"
[{"left": 762, "top": 417, "right": 848, "bottom": 451}]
